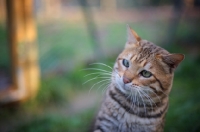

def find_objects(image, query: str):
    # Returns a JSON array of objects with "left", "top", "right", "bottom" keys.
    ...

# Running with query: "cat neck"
[{"left": 107, "top": 84, "right": 169, "bottom": 119}]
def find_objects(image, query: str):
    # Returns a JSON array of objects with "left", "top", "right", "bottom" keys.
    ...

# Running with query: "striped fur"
[{"left": 93, "top": 25, "right": 184, "bottom": 132}]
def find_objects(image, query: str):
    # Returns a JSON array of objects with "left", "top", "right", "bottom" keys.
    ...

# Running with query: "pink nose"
[{"left": 123, "top": 77, "right": 131, "bottom": 84}]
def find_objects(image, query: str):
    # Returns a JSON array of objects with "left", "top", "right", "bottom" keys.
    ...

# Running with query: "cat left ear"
[
  {"left": 160, "top": 53, "right": 185, "bottom": 69},
  {"left": 126, "top": 24, "right": 141, "bottom": 47}
]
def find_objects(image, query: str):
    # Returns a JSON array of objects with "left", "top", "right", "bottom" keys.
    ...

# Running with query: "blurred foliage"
[
  {"left": 0, "top": 26, "right": 10, "bottom": 70},
  {"left": 37, "top": 22, "right": 93, "bottom": 73},
  {"left": 1, "top": 15, "right": 200, "bottom": 131},
  {"left": 176, "top": 18, "right": 200, "bottom": 45},
  {"left": 14, "top": 109, "right": 95, "bottom": 132},
  {"left": 165, "top": 55, "right": 200, "bottom": 132}
]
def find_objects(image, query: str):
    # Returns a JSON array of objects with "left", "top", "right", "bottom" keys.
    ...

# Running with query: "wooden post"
[{"left": 0, "top": 0, "right": 40, "bottom": 104}]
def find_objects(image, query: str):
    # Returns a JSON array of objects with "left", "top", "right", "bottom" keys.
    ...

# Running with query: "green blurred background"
[{"left": 0, "top": 0, "right": 200, "bottom": 132}]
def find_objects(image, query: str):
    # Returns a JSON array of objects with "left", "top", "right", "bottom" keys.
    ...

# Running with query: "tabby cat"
[{"left": 93, "top": 25, "right": 184, "bottom": 132}]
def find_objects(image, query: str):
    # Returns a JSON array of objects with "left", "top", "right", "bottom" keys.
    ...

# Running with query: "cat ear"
[
  {"left": 126, "top": 24, "right": 141, "bottom": 47},
  {"left": 159, "top": 53, "right": 185, "bottom": 69}
]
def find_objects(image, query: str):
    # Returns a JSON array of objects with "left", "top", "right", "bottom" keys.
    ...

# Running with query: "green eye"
[
  {"left": 122, "top": 59, "right": 129, "bottom": 68},
  {"left": 140, "top": 70, "right": 152, "bottom": 78}
]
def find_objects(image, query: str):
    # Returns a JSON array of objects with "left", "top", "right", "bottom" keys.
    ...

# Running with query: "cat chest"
[{"left": 100, "top": 100, "right": 161, "bottom": 132}]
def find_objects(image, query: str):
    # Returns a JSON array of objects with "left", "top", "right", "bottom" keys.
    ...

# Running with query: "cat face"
[{"left": 112, "top": 25, "right": 184, "bottom": 96}]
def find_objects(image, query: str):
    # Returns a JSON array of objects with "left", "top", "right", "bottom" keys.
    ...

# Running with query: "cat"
[{"left": 93, "top": 25, "right": 184, "bottom": 132}]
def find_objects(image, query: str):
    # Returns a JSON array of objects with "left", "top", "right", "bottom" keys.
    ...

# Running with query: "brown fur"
[{"left": 93, "top": 25, "right": 184, "bottom": 132}]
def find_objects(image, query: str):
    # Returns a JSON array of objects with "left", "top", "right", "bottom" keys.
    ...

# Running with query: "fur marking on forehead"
[
  {"left": 144, "top": 63, "right": 152, "bottom": 70},
  {"left": 125, "top": 53, "right": 133, "bottom": 60}
]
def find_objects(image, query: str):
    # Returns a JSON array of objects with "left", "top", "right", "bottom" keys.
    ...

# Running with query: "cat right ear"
[
  {"left": 126, "top": 24, "right": 141, "bottom": 48},
  {"left": 157, "top": 53, "right": 185, "bottom": 69}
]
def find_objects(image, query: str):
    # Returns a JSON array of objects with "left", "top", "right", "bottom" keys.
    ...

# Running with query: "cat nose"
[{"left": 123, "top": 77, "right": 131, "bottom": 84}]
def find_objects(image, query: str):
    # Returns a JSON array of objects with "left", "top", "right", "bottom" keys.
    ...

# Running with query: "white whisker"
[
  {"left": 89, "top": 62, "right": 120, "bottom": 76},
  {"left": 83, "top": 75, "right": 111, "bottom": 85},
  {"left": 143, "top": 88, "right": 161, "bottom": 103},
  {"left": 89, "top": 63, "right": 113, "bottom": 70},
  {"left": 89, "top": 79, "right": 111, "bottom": 94},
  {"left": 129, "top": 88, "right": 135, "bottom": 112},
  {"left": 133, "top": 89, "right": 137, "bottom": 109},
  {"left": 84, "top": 72, "right": 112, "bottom": 77},
  {"left": 97, "top": 82, "right": 110, "bottom": 91},
  {"left": 158, "top": 89, "right": 168, "bottom": 97},
  {"left": 82, "top": 68, "right": 112, "bottom": 74},
  {"left": 136, "top": 90, "right": 139, "bottom": 114},
  {"left": 137, "top": 89, "right": 147, "bottom": 116},
  {"left": 101, "top": 83, "right": 111, "bottom": 95},
  {"left": 139, "top": 89, "right": 155, "bottom": 112}
]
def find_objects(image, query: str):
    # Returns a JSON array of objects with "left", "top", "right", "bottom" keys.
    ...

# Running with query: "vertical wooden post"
[{"left": 1, "top": 0, "right": 40, "bottom": 104}]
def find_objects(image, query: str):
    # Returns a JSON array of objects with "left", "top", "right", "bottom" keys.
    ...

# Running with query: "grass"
[
  {"left": 14, "top": 109, "right": 95, "bottom": 132},
  {"left": 0, "top": 17, "right": 200, "bottom": 132},
  {"left": 165, "top": 55, "right": 200, "bottom": 132}
]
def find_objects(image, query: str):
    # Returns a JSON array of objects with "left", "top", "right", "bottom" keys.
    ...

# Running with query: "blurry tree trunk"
[
  {"left": 79, "top": 0, "right": 104, "bottom": 60},
  {"left": 0, "top": 0, "right": 40, "bottom": 104}
]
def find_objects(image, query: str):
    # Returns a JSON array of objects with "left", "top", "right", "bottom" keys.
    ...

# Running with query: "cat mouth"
[{"left": 120, "top": 84, "right": 135, "bottom": 93}]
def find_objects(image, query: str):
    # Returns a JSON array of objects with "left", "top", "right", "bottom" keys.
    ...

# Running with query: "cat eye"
[
  {"left": 140, "top": 70, "right": 152, "bottom": 78},
  {"left": 122, "top": 59, "right": 129, "bottom": 68}
]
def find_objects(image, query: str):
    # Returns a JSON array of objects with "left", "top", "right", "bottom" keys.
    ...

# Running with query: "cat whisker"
[
  {"left": 94, "top": 63, "right": 119, "bottom": 77},
  {"left": 89, "top": 62, "right": 120, "bottom": 76},
  {"left": 84, "top": 72, "right": 112, "bottom": 77},
  {"left": 97, "top": 82, "right": 110, "bottom": 91},
  {"left": 143, "top": 88, "right": 161, "bottom": 103},
  {"left": 133, "top": 89, "right": 137, "bottom": 110},
  {"left": 89, "top": 63, "right": 113, "bottom": 70},
  {"left": 116, "top": 81, "right": 126, "bottom": 95},
  {"left": 140, "top": 87, "right": 157, "bottom": 107},
  {"left": 137, "top": 89, "right": 147, "bottom": 116},
  {"left": 101, "top": 83, "right": 111, "bottom": 95},
  {"left": 83, "top": 75, "right": 111, "bottom": 85},
  {"left": 139, "top": 90, "right": 156, "bottom": 112},
  {"left": 89, "top": 79, "right": 111, "bottom": 94},
  {"left": 126, "top": 93, "right": 132, "bottom": 100},
  {"left": 113, "top": 71, "right": 121, "bottom": 78},
  {"left": 82, "top": 68, "right": 112, "bottom": 74},
  {"left": 129, "top": 88, "right": 135, "bottom": 112},
  {"left": 158, "top": 89, "right": 168, "bottom": 97},
  {"left": 126, "top": 89, "right": 134, "bottom": 112},
  {"left": 137, "top": 90, "right": 140, "bottom": 114},
  {"left": 133, "top": 86, "right": 154, "bottom": 113},
  {"left": 136, "top": 89, "right": 140, "bottom": 114},
  {"left": 142, "top": 90, "right": 158, "bottom": 107}
]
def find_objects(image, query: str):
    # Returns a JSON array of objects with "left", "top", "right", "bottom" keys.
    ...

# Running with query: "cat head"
[{"left": 112, "top": 25, "right": 184, "bottom": 96}]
